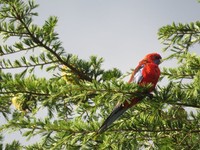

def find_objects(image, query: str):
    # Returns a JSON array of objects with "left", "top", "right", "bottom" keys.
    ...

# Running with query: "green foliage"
[
  {"left": 4, "top": 140, "right": 22, "bottom": 150},
  {"left": 0, "top": 0, "right": 199, "bottom": 149},
  {"left": 156, "top": 20, "right": 200, "bottom": 149}
]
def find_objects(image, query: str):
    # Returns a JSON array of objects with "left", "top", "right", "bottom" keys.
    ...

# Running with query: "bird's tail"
[
  {"left": 98, "top": 98, "right": 140, "bottom": 133},
  {"left": 98, "top": 104, "right": 127, "bottom": 133}
]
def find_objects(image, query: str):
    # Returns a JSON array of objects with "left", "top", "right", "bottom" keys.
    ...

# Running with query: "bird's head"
[{"left": 144, "top": 53, "right": 162, "bottom": 65}]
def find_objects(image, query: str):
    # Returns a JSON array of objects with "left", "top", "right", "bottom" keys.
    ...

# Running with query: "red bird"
[{"left": 98, "top": 53, "right": 162, "bottom": 133}]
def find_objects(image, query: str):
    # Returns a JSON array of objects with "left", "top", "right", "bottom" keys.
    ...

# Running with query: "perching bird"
[{"left": 98, "top": 53, "right": 162, "bottom": 133}]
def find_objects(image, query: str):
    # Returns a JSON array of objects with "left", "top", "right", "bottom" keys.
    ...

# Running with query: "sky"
[
  {"left": 1, "top": 0, "right": 200, "bottom": 146},
  {"left": 34, "top": 0, "right": 200, "bottom": 73}
]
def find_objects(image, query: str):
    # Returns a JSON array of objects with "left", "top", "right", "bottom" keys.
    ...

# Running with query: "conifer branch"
[
  {"left": 0, "top": 61, "right": 58, "bottom": 69},
  {"left": 9, "top": 3, "right": 92, "bottom": 82},
  {"left": 0, "top": 91, "right": 50, "bottom": 97},
  {"left": 110, "top": 128, "right": 200, "bottom": 134},
  {"left": 167, "top": 102, "right": 200, "bottom": 109}
]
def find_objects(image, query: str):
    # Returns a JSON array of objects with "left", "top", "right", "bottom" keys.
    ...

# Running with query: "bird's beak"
[
  {"left": 158, "top": 59, "right": 162, "bottom": 64},
  {"left": 154, "top": 59, "right": 162, "bottom": 65}
]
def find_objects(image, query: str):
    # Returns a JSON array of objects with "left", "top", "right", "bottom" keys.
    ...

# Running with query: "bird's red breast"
[{"left": 140, "top": 62, "right": 160, "bottom": 92}]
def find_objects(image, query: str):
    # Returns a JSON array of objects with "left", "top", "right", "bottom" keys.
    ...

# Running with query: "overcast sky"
[
  {"left": 34, "top": 0, "right": 200, "bottom": 73},
  {"left": 1, "top": 0, "right": 200, "bottom": 145}
]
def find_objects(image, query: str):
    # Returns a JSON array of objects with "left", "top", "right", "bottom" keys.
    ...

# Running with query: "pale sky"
[
  {"left": 34, "top": 0, "right": 200, "bottom": 73},
  {"left": 1, "top": 0, "right": 200, "bottom": 146}
]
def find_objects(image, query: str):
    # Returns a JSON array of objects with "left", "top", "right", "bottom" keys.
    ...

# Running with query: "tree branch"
[
  {"left": 0, "top": 60, "right": 59, "bottom": 69},
  {"left": 0, "top": 91, "right": 50, "bottom": 97},
  {"left": 0, "top": 45, "right": 39, "bottom": 56},
  {"left": 167, "top": 102, "right": 200, "bottom": 109},
  {"left": 110, "top": 128, "right": 200, "bottom": 134},
  {"left": 10, "top": 4, "right": 92, "bottom": 82}
]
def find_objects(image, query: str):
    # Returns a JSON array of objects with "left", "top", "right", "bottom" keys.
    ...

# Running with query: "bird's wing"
[{"left": 128, "top": 64, "right": 144, "bottom": 84}]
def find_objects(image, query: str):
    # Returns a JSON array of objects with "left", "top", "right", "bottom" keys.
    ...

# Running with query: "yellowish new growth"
[
  {"left": 61, "top": 65, "right": 79, "bottom": 84},
  {"left": 11, "top": 96, "right": 26, "bottom": 112}
]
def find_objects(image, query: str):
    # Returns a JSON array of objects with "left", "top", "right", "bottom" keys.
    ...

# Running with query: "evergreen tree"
[{"left": 0, "top": 0, "right": 199, "bottom": 149}]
